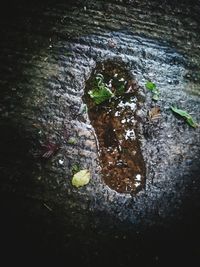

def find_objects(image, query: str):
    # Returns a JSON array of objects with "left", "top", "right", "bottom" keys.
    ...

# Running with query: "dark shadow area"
[{"left": 1, "top": 186, "right": 200, "bottom": 266}]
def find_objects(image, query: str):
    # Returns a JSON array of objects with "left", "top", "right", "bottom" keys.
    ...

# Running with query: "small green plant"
[
  {"left": 88, "top": 74, "right": 114, "bottom": 104},
  {"left": 71, "top": 164, "right": 81, "bottom": 175},
  {"left": 68, "top": 137, "right": 77, "bottom": 145},
  {"left": 171, "top": 106, "right": 198, "bottom": 128},
  {"left": 145, "top": 81, "right": 160, "bottom": 101}
]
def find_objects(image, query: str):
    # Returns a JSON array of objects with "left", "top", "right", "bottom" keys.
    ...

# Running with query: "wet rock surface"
[{"left": 0, "top": 0, "right": 200, "bottom": 265}]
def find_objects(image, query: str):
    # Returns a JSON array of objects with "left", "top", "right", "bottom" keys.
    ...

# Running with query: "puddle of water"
[{"left": 83, "top": 60, "right": 146, "bottom": 194}]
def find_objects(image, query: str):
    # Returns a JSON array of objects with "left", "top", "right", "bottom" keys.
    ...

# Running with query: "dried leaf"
[
  {"left": 72, "top": 169, "right": 91, "bottom": 188},
  {"left": 148, "top": 107, "right": 161, "bottom": 120}
]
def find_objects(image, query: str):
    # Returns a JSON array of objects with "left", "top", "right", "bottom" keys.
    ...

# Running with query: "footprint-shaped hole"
[{"left": 83, "top": 60, "right": 146, "bottom": 194}]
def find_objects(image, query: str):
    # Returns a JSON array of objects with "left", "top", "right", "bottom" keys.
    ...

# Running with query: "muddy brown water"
[{"left": 84, "top": 60, "right": 146, "bottom": 193}]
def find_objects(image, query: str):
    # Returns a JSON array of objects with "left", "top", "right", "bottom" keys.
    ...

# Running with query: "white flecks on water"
[
  {"left": 136, "top": 174, "right": 142, "bottom": 181},
  {"left": 125, "top": 129, "right": 136, "bottom": 140},
  {"left": 118, "top": 100, "right": 137, "bottom": 111}
]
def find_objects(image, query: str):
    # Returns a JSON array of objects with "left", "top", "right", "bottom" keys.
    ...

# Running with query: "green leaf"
[
  {"left": 88, "top": 86, "right": 113, "bottom": 104},
  {"left": 145, "top": 81, "right": 160, "bottom": 101},
  {"left": 88, "top": 74, "right": 114, "bottom": 105},
  {"left": 171, "top": 106, "right": 198, "bottom": 128},
  {"left": 186, "top": 117, "right": 198, "bottom": 128},
  {"left": 171, "top": 106, "right": 189, "bottom": 117},
  {"left": 145, "top": 81, "right": 156, "bottom": 91},
  {"left": 68, "top": 137, "right": 77, "bottom": 145},
  {"left": 152, "top": 91, "right": 160, "bottom": 101},
  {"left": 72, "top": 169, "right": 91, "bottom": 188}
]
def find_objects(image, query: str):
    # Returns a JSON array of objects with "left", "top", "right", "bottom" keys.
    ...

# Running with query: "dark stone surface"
[{"left": 0, "top": 0, "right": 200, "bottom": 265}]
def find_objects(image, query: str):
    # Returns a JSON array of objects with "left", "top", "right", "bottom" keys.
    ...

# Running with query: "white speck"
[
  {"left": 121, "top": 119, "right": 126, "bottom": 124},
  {"left": 115, "top": 111, "right": 120, "bottom": 117},
  {"left": 167, "top": 79, "right": 172, "bottom": 83},
  {"left": 108, "top": 79, "right": 112, "bottom": 88},
  {"left": 84, "top": 6, "right": 87, "bottom": 11},
  {"left": 114, "top": 73, "right": 118, "bottom": 77},
  {"left": 132, "top": 150, "right": 136, "bottom": 156},
  {"left": 135, "top": 182, "right": 140, "bottom": 187},
  {"left": 125, "top": 129, "right": 135, "bottom": 140},
  {"left": 136, "top": 174, "right": 141, "bottom": 181},
  {"left": 135, "top": 182, "right": 141, "bottom": 187},
  {"left": 119, "top": 78, "right": 125, "bottom": 81},
  {"left": 59, "top": 159, "right": 64, "bottom": 165},
  {"left": 118, "top": 101, "right": 136, "bottom": 111}
]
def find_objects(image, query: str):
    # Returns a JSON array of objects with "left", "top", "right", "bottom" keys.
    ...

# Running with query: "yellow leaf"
[{"left": 72, "top": 169, "right": 91, "bottom": 188}]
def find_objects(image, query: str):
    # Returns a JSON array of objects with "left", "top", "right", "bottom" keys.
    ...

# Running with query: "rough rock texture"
[{"left": 0, "top": 0, "right": 200, "bottom": 265}]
